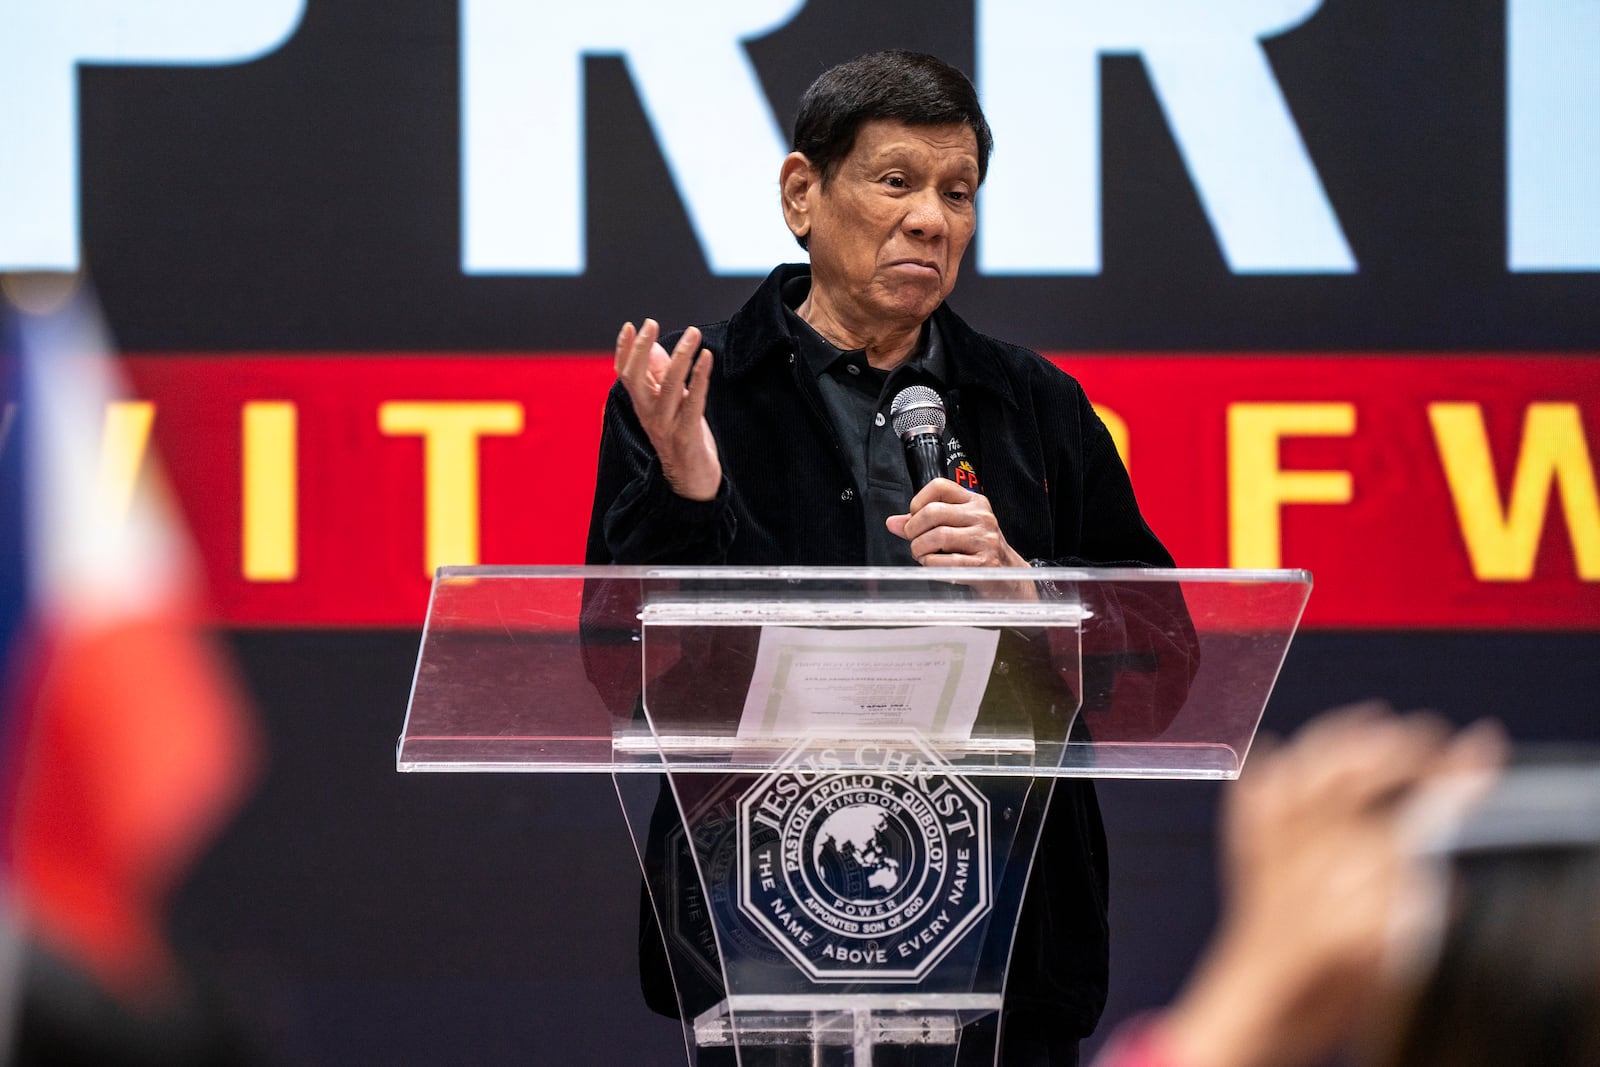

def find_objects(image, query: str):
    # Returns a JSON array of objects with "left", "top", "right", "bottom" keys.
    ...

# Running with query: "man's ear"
[{"left": 779, "top": 152, "right": 815, "bottom": 243}]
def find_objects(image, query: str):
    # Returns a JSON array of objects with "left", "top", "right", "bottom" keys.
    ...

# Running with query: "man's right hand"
[{"left": 614, "top": 319, "right": 722, "bottom": 502}]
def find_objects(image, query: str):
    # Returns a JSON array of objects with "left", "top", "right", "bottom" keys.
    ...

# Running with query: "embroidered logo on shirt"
[{"left": 944, "top": 435, "right": 982, "bottom": 493}]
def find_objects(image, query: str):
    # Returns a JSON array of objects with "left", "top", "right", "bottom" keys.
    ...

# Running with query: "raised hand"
[
  {"left": 614, "top": 319, "right": 721, "bottom": 502},
  {"left": 1145, "top": 703, "right": 1506, "bottom": 1067}
]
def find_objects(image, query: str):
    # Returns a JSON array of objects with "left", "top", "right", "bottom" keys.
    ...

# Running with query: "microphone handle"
[{"left": 904, "top": 432, "right": 944, "bottom": 492}]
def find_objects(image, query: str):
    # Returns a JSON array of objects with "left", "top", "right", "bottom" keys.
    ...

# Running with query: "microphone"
[{"left": 889, "top": 385, "right": 946, "bottom": 492}]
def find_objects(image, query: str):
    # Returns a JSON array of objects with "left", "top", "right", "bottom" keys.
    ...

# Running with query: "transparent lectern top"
[{"left": 397, "top": 565, "right": 1310, "bottom": 780}]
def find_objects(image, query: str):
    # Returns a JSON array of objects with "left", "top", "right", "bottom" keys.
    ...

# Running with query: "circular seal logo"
[{"left": 737, "top": 734, "right": 990, "bottom": 982}]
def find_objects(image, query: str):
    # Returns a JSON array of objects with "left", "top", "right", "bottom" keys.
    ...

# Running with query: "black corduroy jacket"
[
  {"left": 584, "top": 264, "right": 1182, "bottom": 1060},
  {"left": 586, "top": 264, "right": 1173, "bottom": 572}
]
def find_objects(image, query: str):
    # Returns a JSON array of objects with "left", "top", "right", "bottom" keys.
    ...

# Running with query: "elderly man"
[{"left": 587, "top": 51, "right": 1175, "bottom": 1066}]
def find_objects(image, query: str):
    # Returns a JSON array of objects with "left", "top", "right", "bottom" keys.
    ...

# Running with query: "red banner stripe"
[{"left": 112, "top": 354, "right": 1599, "bottom": 629}]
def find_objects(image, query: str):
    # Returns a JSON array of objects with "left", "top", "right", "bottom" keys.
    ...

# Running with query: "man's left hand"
[{"left": 887, "top": 479, "right": 1029, "bottom": 568}]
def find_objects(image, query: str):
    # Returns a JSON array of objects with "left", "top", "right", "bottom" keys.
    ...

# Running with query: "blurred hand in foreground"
[{"left": 1143, "top": 702, "right": 1506, "bottom": 1067}]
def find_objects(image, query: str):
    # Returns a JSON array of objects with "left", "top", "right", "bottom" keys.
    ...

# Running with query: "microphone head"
[{"left": 889, "top": 385, "right": 946, "bottom": 440}]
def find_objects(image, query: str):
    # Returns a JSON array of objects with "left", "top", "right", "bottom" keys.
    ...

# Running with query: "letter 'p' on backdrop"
[{"left": 3, "top": 0, "right": 1594, "bottom": 629}]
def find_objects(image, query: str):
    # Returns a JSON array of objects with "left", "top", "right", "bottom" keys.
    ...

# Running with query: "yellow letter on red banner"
[
  {"left": 1430, "top": 402, "right": 1600, "bottom": 581},
  {"left": 1228, "top": 403, "right": 1355, "bottom": 569},
  {"left": 378, "top": 401, "right": 524, "bottom": 575}
]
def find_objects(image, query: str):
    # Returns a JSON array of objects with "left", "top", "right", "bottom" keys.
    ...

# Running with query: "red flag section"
[
  {"left": 1, "top": 280, "right": 258, "bottom": 998},
  {"left": 8, "top": 615, "right": 256, "bottom": 995}
]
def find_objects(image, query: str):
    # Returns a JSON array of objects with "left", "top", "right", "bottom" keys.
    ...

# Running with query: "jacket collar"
[{"left": 720, "top": 264, "right": 1021, "bottom": 410}]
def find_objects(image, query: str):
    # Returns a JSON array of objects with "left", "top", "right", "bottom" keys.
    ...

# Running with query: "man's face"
[{"left": 785, "top": 120, "right": 980, "bottom": 331}]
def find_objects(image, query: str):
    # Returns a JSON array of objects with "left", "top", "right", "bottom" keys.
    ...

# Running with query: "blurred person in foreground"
[
  {"left": 1092, "top": 701, "right": 1600, "bottom": 1067},
  {"left": 587, "top": 49, "right": 1182, "bottom": 1065}
]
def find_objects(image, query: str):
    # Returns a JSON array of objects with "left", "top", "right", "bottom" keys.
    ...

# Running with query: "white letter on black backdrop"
[
  {"left": 0, "top": 0, "right": 306, "bottom": 272},
  {"left": 977, "top": 0, "right": 1356, "bottom": 275},
  {"left": 461, "top": 0, "right": 803, "bottom": 276}
]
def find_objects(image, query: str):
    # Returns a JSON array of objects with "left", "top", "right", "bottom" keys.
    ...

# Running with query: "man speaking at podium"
[{"left": 587, "top": 51, "right": 1176, "bottom": 1066}]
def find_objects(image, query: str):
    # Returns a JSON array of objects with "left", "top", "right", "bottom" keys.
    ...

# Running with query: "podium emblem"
[
  {"left": 663, "top": 782, "right": 790, "bottom": 987},
  {"left": 736, "top": 734, "right": 991, "bottom": 981}
]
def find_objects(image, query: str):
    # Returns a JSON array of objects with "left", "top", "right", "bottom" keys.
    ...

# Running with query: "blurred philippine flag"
[{"left": 0, "top": 273, "right": 258, "bottom": 1005}]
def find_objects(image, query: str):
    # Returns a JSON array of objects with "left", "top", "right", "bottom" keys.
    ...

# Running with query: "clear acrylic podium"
[{"left": 397, "top": 565, "right": 1310, "bottom": 1065}]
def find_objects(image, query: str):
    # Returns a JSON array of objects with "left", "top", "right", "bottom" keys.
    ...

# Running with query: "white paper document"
[{"left": 737, "top": 625, "right": 1000, "bottom": 740}]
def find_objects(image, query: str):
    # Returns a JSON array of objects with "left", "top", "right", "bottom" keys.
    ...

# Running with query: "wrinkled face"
[{"left": 783, "top": 120, "right": 980, "bottom": 331}]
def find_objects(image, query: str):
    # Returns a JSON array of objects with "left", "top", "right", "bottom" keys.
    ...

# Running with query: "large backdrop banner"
[{"left": 4, "top": 0, "right": 1596, "bottom": 629}]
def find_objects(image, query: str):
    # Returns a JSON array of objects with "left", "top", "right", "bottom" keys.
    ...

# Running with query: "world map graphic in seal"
[{"left": 736, "top": 734, "right": 991, "bottom": 982}]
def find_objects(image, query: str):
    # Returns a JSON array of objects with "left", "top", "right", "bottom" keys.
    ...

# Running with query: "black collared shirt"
[{"left": 781, "top": 278, "right": 949, "bottom": 565}]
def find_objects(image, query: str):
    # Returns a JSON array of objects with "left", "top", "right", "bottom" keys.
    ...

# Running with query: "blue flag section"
[{"left": 0, "top": 305, "right": 25, "bottom": 701}]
